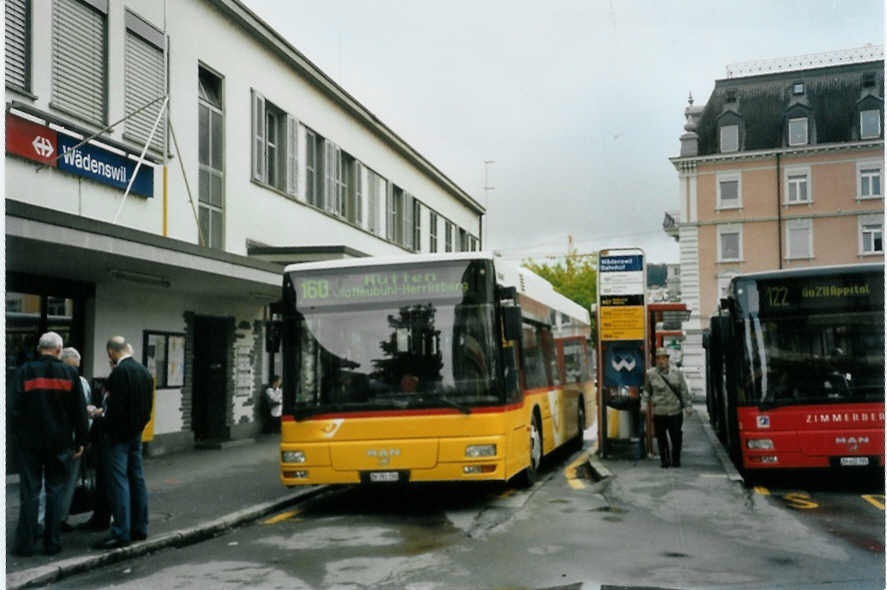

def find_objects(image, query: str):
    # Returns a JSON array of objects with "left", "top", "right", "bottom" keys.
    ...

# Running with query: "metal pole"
[
  {"left": 483, "top": 160, "right": 495, "bottom": 250},
  {"left": 113, "top": 97, "right": 169, "bottom": 224},
  {"left": 168, "top": 118, "right": 206, "bottom": 247}
]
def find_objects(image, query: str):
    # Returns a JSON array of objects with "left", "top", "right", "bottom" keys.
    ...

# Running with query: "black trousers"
[{"left": 653, "top": 413, "right": 683, "bottom": 466}]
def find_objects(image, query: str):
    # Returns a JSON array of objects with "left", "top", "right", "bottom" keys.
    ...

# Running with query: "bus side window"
[{"left": 540, "top": 325, "right": 558, "bottom": 387}]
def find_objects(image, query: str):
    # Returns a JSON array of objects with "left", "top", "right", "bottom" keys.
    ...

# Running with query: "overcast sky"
[{"left": 243, "top": 0, "right": 883, "bottom": 264}]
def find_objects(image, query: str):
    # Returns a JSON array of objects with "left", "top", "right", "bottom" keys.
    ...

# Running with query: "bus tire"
[
  {"left": 571, "top": 398, "right": 585, "bottom": 451},
  {"left": 518, "top": 411, "right": 543, "bottom": 487}
]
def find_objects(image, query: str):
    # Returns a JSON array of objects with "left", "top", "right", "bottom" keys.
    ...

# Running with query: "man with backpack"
[{"left": 641, "top": 347, "right": 694, "bottom": 468}]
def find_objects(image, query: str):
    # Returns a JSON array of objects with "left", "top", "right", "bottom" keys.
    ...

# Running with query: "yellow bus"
[{"left": 276, "top": 253, "right": 594, "bottom": 486}]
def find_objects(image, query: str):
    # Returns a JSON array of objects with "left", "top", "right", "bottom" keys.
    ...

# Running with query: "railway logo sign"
[
  {"left": 32, "top": 135, "right": 54, "bottom": 158},
  {"left": 6, "top": 112, "right": 154, "bottom": 197}
]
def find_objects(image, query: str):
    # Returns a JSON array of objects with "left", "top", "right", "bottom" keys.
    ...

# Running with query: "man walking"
[
  {"left": 641, "top": 348, "right": 693, "bottom": 468},
  {"left": 92, "top": 336, "right": 154, "bottom": 550},
  {"left": 10, "top": 332, "right": 88, "bottom": 556}
]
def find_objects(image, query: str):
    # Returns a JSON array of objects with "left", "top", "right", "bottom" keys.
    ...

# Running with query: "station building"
[
  {"left": 5, "top": 0, "right": 484, "bottom": 458},
  {"left": 667, "top": 46, "right": 885, "bottom": 397}
]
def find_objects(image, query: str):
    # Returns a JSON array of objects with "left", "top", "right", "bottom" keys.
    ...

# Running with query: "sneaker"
[
  {"left": 59, "top": 521, "right": 75, "bottom": 532},
  {"left": 44, "top": 545, "right": 62, "bottom": 556}
]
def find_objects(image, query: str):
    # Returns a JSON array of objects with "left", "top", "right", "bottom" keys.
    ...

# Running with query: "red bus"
[{"left": 704, "top": 263, "right": 884, "bottom": 473}]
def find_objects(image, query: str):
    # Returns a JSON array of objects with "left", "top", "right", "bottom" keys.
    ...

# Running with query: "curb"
[
  {"left": 6, "top": 485, "right": 329, "bottom": 589},
  {"left": 695, "top": 410, "right": 745, "bottom": 484}
]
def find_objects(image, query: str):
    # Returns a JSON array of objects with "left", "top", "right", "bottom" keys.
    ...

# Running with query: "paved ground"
[{"left": 5, "top": 435, "right": 322, "bottom": 589}]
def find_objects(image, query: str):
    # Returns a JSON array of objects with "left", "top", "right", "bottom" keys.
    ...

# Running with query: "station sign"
[
  {"left": 598, "top": 253, "right": 645, "bottom": 342},
  {"left": 6, "top": 112, "right": 154, "bottom": 198}
]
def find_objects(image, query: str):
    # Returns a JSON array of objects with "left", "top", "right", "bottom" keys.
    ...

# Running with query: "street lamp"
[{"left": 483, "top": 160, "right": 495, "bottom": 250}]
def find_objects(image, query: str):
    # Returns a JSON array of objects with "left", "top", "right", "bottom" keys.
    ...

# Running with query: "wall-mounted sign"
[{"left": 6, "top": 113, "right": 154, "bottom": 198}]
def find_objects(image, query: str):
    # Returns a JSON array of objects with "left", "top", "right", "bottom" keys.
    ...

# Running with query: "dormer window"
[
  {"left": 788, "top": 117, "right": 808, "bottom": 146},
  {"left": 863, "top": 72, "right": 876, "bottom": 88},
  {"left": 860, "top": 109, "right": 881, "bottom": 139},
  {"left": 720, "top": 124, "right": 739, "bottom": 152},
  {"left": 792, "top": 82, "right": 805, "bottom": 95},
  {"left": 725, "top": 89, "right": 737, "bottom": 103}
]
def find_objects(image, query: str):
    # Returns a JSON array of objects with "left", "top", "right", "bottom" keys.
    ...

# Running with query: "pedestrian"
[
  {"left": 641, "top": 348, "right": 694, "bottom": 468},
  {"left": 10, "top": 332, "right": 88, "bottom": 556},
  {"left": 91, "top": 336, "right": 154, "bottom": 550},
  {"left": 265, "top": 375, "right": 282, "bottom": 433},
  {"left": 58, "top": 347, "right": 92, "bottom": 531}
]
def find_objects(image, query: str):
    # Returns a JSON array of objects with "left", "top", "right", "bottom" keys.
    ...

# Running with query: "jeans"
[
  {"left": 60, "top": 453, "right": 81, "bottom": 521},
  {"left": 15, "top": 445, "right": 70, "bottom": 553},
  {"left": 102, "top": 435, "right": 148, "bottom": 542}
]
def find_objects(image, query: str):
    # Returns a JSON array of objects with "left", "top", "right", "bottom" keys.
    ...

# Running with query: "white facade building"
[{"left": 5, "top": 0, "right": 483, "bottom": 456}]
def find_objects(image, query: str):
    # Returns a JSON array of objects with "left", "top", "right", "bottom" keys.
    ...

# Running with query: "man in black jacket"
[
  {"left": 11, "top": 332, "right": 88, "bottom": 556},
  {"left": 92, "top": 337, "right": 154, "bottom": 550}
]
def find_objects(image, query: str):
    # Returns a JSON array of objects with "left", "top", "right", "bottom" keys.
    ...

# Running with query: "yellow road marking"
[
  {"left": 783, "top": 492, "right": 818, "bottom": 510},
  {"left": 862, "top": 494, "right": 885, "bottom": 510},
  {"left": 564, "top": 453, "right": 588, "bottom": 490},
  {"left": 263, "top": 508, "right": 302, "bottom": 525},
  {"left": 754, "top": 486, "right": 770, "bottom": 495}
]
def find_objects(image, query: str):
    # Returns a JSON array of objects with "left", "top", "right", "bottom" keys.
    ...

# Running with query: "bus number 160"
[{"left": 301, "top": 280, "right": 330, "bottom": 300}]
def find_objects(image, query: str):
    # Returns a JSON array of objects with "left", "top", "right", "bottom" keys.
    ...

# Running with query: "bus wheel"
[
  {"left": 572, "top": 399, "right": 585, "bottom": 451},
  {"left": 519, "top": 413, "right": 543, "bottom": 487}
]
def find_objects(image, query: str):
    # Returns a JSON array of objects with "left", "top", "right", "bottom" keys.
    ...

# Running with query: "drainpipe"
[{"left": 776, "top": 152, "right": 783, "bottom": 269}]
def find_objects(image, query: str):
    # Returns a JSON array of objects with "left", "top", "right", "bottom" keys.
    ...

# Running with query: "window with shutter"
[
  {"left": 124, "top": 11, "right": 166, "bottom": 154},
  {"left": 251, "top": 89, "right": 266, "bottom": 182},
  {"left": 198, "top": 66, "right": 224, "bottom": 250},
  {"left": 5, "top": 0, "right": 30, "bottom": 91},
  {"left": 403, "top": 193, "right": 414, "bottom": 250},
  {"left": 52, "top": 0, "right": 107, "bottom": 124}
]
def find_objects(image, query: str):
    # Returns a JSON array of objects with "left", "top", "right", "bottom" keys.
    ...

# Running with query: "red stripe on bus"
[
  {"left": 24, "top": 378, "right": 73, "bottom": 392},
  {"left": 288, "top": 401, "right": 526, "bottom": 422}
]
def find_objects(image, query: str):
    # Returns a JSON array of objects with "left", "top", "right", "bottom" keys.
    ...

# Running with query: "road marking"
[
  {"left": 564, "top": 453, "right": 588, "bottom": 490},
  {"left": 263, "top": 508, "right": 302, "bottom": 524},
  {"left": 754, "top": 486, "right": 770, "bottom": 495},
  {"left": 783, "top": 492, "right": 818, "bottom": 510},
  {"left": 862, "top": 494, "right": 885, "bottom": 510}
]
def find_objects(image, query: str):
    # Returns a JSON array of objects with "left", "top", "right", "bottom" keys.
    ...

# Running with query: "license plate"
[
  {"left": 840, "top": 456, "right": 869, "bottom": 467},
  {"left": 369, "top": 471, "right": 400, "bottom": 482}
]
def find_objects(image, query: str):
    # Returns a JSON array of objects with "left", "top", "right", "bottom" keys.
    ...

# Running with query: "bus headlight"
[
  {"left": 282, "top": 450, "right": 306, "bottom": 463},
  {"left": 465, "top": 444, "right": 496, "bottom": 457},
  {"left": 746, "top": 439, "right": 774, "bottom": 450}
]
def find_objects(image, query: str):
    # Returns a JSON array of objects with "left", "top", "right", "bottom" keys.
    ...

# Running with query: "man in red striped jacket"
[{"left": 10, "top": 331, "right": 88, "bottom": 557}]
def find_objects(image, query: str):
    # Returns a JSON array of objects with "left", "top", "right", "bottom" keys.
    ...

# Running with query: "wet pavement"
[{"left": 5, "top": 435, "right": 321, "bottom": 589}]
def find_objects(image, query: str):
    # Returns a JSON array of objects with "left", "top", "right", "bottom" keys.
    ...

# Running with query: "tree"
[{"left": 523, "top": 244, "right": 597, "bottom": 322}]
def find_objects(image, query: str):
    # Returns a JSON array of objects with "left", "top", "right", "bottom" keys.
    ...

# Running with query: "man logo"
[
  {"left": 367, "top": 448, "right": 401, "bottom": 467},
  {"left": 757, "top": 415, "right": 770, "bottom": 428}
]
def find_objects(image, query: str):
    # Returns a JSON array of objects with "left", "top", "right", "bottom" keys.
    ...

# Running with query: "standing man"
[
  {"left": 10, "top": 332, "right": 88, "bottom": 556},
  {"left": 59, "top": 347, "right": 92, "bottom": 530},
  {"left": 641, "top": 348, "right": 693, "bottom": 468},
  {"left": 92, "top": 336, "right": 154, "bottom": 550}
]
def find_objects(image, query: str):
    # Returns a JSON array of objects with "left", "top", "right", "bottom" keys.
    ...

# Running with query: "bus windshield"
[
  {"left": 736, "top": 272, "right": 885, "bottom": 406},
  {"left": 285, "top": 260, "right": 500, "bottom": 416}
]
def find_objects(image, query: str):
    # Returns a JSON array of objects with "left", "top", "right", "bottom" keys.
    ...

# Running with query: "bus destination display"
[
  {"left": 756, "top": 272, "right": 883, "bottom": 315},
  {"left": 292, "top": 269, "right": 469, "bottom": 307}
]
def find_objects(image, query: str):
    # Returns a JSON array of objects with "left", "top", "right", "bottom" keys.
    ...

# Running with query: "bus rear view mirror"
[
  {"left": 265, "top": 320, "right": 281, "bottom": 353},
  {"left": 502, "top": 306, "right": 522, "bottom": 341}
]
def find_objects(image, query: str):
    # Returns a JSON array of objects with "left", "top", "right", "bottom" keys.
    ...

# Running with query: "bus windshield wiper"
[{"left": 425, "top": 394, "right": 471, "bottom": 414}]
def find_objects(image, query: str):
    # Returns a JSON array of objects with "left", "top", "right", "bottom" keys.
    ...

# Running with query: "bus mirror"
[
  {"left": 503, "top": 306, "right": 522, "bottom": 341},
  {"left": 719, "top": 297, "right": 730, "bottom": 311},
  {"left": 497, "top": 285, "right": 517, "bottom": 302},
  {"left": 265, "top": 321, "right": 281, "bottom": 353}
]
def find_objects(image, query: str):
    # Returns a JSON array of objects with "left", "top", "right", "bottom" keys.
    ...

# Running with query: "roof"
[
  {"left": 732, "top": 262, "right": 884, "bottom": 282},
  {"left": 208, "top": 0, "right": 483, "bottom": 215},
  {"left": 691, "top": 59, "right": 884, "bottom": 156}
]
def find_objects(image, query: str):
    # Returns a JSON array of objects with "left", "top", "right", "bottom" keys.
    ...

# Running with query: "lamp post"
[{"left": 483, "top": 160, "right": 495, "bottom": 250}]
